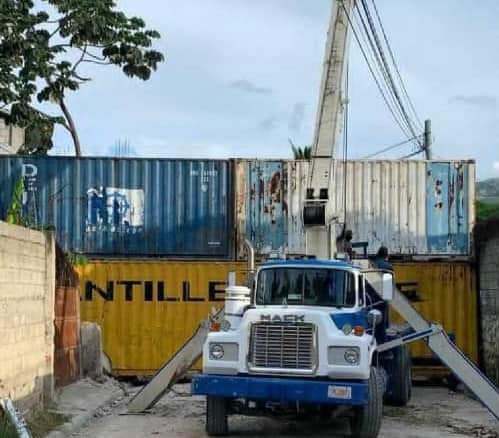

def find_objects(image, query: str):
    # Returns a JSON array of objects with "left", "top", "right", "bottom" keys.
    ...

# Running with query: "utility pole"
[{"left": 423, "top": 119, "right": 432, "bottom": 160}]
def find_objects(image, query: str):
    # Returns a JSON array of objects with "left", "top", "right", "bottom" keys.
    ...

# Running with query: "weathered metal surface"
[
  {"left": 236, "top": 159, "right": 475, "bottom": 258},
  {"left": 235, "top": 160, "right": 286, "bottom": 258},
  {"left": 54, "top": 286, "right": 80, "bottom": 387},
  {"left": 78, "top": 260, "right": 245, "bottom": 376},
  {"left": 0, "top": 156, "right": 232, "bottom": 257},
  {"left": 426, "top": 162, "right": 473, "bottom": 254},
  {"left": 391, "top": 261, "right": 478, "bottom": 363},
  {"left": 330, "top": 160, "right": 428, "bottom": 255}
]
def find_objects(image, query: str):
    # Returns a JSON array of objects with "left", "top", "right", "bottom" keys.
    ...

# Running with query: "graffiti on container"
[
  {"left": 86, "top": 187, "right": 144, "bottom": 233},
  {"left": 83, "top": 279, "right": 226, "bottom": 302},
  {"left": 21, "top": 163, "right": 39, "bottom": 225}
]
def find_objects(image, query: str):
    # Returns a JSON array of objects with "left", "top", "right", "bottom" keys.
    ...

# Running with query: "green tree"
[
  {"left": 289, "top": 139, "right": 312, "bottom": 160},
  {"left": 0, "top": 0, "right": 164, "bottom": 156}
]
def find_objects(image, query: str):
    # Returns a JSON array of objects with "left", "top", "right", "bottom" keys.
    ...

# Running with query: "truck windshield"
[{"left": 256, "top": 268, "right": 356, "bottom": 307}]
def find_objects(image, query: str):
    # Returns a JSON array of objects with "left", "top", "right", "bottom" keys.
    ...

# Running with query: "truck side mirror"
[
  {"left": 367, "top": 309, "right": 383, "bottom": 327},
  {"left": 382, "top": 273, "right": 393, "bottom": 301}
]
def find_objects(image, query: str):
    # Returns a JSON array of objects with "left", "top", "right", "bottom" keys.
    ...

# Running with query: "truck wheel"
[
  {"left": 206, "top": 396, "right": 228, "bottom": 436},
  {"left": 386, "top": 345, "right": 412, "bottom": 406},
  {"left": 350, "top": 367, "right": 383, "bottom": 438}
]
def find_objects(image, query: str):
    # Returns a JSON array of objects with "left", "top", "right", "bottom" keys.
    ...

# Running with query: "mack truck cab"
[{"left": 192, "top": 258, "right": 412, "bottom": 437}]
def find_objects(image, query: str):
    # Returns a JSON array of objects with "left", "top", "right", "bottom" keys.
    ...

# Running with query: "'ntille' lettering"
[{"left": 83, "top": 279, "right": 228, "bottom": 302}]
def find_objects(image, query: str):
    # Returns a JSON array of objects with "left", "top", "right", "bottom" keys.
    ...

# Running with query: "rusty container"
[{"left": 54, "top": 286, "right": 81, "bottom": 386}]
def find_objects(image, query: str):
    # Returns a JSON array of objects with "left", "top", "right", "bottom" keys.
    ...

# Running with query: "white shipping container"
[{"left": 236, "top": 159, "right": 475, "bottom": 258}]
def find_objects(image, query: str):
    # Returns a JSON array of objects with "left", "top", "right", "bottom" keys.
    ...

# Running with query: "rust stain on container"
[
  {"left": 78, "top": 260, "right": 246, "bottom": 376},
  {"left": 392, "top": 262, "right": 478, "bottom": 363},
  {"left": 54, "top": 286, "right": 81, "bottom": 386},
  {"left": 235, "top": 160, "right": 286, "bottom": 258}
]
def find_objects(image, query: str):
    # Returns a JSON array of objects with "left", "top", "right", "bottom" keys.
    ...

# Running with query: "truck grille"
[{"left": 248, "top": 323, "right": 316, "bottom": 372}]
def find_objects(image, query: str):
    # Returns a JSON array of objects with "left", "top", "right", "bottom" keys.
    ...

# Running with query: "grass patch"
[{"left": 0, "top": 409, "right": 68, "bottom": 438}]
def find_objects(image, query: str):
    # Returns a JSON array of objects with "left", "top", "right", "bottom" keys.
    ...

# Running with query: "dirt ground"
[{"left": 73, "top": 383, "right": 498, "bottom": 438}]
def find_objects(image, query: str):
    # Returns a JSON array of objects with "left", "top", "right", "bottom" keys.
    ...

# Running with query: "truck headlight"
[
  {"left": 209, "top": 344, "right": 224, "bottom": 360},
  {"left": 328, "top": 346, "right": 360, "bottom": 366},
  {"left": 344, "top": 348, "right": 360, "bottom": 365}
]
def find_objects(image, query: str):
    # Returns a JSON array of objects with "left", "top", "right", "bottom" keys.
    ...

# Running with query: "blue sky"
[{"left": 51, "top": 0, "right": 499, "bottom": 180}]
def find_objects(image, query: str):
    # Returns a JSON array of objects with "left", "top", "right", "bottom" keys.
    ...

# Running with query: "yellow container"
[
  {"left": 78, "top": 260, "right": 478, "bottom": 376},
  {"left": 78, "top": 260, "right": 246, "bottom": 376},
  {"left": 392, "top": 262, "right": 478, "bottom": 364}
]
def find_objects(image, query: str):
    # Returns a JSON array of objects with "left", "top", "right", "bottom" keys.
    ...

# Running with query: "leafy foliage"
[
  {"left": 291, "top": 144, "right": 312, "bottom": 160},
  {"left": 6, "top": 177, "right": 25, "bottom": 225},
  {"left": 476, "top": 200, "right": 499, "bottom": 221},
  {"left": 0, "top": 0, "right": 164, "bottom": 155}
]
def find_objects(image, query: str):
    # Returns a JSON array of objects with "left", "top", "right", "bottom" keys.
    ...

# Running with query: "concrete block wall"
[
  {"left": 0, "top": 221, "right": 55, "bottom": 409},
  {"left": 477, "top": 218, "right": 499, "bottom": 385}
]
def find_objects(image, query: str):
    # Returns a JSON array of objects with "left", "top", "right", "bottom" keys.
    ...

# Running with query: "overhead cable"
[
  {"left": 370, "top": 0, "right": 423, "bottom": 130},
  {"left": 360, "top": 135, "right": 423, "bottom": 159},
  {"left": 357, "top": 0, "right": 422, "bottom": 146},
  {"left": 340, "top": 2, "right": 414, "bottom": 142}
]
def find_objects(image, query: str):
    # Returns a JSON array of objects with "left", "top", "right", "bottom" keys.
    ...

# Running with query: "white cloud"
[{"left": 494, "top": 161, "right": 499, "bottom": 172}]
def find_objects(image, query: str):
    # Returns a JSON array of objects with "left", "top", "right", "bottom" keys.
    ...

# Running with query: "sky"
[{"left": 50, "top": 0, "right": 499, "bottom": 180}]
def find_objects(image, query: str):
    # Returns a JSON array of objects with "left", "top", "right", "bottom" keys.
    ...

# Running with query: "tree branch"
[
  {"left": 72, "top": 45, "right": 88, "bottom": 73},
  {"left": 83, "top": 49, "right": 106, "bottom": 61},
  {"left": 73, "top": 72, "right": 91, "bottom": 82},
  {"left": 58, "top": 98, "right": 81, "bottom": 156},
  {"left": 82, "top": 59, "right": 112, "bottom": 66}
]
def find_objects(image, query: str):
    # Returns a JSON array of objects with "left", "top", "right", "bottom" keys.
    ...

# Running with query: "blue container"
[
  {"left": 0, "top": 156, "right": 232, "bottom": 257},
  {"left": 426, "top": 161, "right": 471, "bottom": 254},
  {"left": 234, "top": 160, "right": 287, "bottom": 258}
]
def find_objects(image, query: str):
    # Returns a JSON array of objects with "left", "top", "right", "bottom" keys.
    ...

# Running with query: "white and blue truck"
[
  {"left": 192, "top": 258, "right": 411, "bottom": 437},
  {"left": 192, "top": 255, "right": 499, "bottom": 436}
]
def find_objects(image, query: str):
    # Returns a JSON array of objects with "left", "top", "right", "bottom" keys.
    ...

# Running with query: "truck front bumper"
[{"left": 192, "top": 374, "right": 368, "bottom": 406}]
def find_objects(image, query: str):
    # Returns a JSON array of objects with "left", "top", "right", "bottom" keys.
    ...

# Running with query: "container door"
[
  {"left": 238, "top": 160, "right": 286, "bottom": 257},
  {"left": 426, "top": 162, "right": 469, "bottom": 254}
]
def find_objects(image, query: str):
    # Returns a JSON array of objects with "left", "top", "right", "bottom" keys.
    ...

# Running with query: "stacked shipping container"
[
  {"left": 235, "top": 159, "right": 475, "bottom": 258},
  {"left": 0, "top": 155, "right": 478, "bottom": 376},
  {"left": 0, "top": 156, "right": 232, "bottom": 257}
]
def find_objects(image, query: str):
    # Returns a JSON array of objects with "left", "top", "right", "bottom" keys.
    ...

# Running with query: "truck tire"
[
  {"left": 206, "top": 396, "right": 228, "bottom": 436},
  {"left": 350, "top": 367, "right": 383, "bottom": 438},
  {"left": 386, "top": 345, "right": 412, "bottom": 406}
]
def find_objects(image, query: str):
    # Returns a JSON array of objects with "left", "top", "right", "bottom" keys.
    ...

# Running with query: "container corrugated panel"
[
  {"left": 392, "top": 261, "right": 478, "bottom": 363},
  {"left": 78, "top": 260, "right": 246, "bottom": 375},
  {"left": 236, "top": 159, "right": 475, "bottom": 258},
  {"left": 426, "top": 162, "right": 474, "bottom": 253},
  {"left": 0, "top": 156, "right": 232, "bottom": 257},
  {"left": 235, "top": 160, "right": 286, "bottom": 258}
]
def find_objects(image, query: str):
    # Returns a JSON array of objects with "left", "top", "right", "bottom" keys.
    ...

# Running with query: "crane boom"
[
  {"left": 307, "top": 0, "right": 353, "bottom": 203},
  {"left": 304, "top": 0, "right": 354, "bottom": 258}
]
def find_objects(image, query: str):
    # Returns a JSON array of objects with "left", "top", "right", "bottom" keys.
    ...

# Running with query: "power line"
[
  {"left": 357, "top": 0, "right": 422, "bottom": 146},
  {"left": 352, "top": 6, "right": 413, "bottom": 139},
  {"left": 400, "top": 148, "right": 425, "bottom": 159},
  {"left": 340, "top": 2, "right": 414, "bottom": 142},
  {"left": 370, "top": 0, "right": 423, "bottom": 130},
  {"left": 360, "top": 135, "right": 423, "bottom": 159}
]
